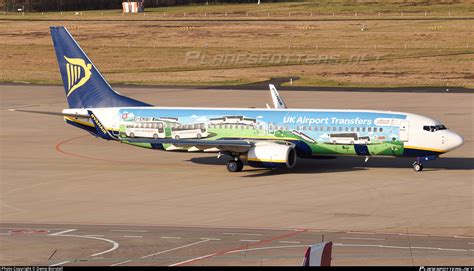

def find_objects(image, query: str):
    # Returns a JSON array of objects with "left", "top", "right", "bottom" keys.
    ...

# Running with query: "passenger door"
[{"left": 399, "top": 120, "right": 409, "bottom": 141}]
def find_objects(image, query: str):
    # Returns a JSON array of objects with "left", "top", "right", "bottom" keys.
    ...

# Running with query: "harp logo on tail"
[{"left": 64, "top": 56, "right": 92, "bottom": 97}]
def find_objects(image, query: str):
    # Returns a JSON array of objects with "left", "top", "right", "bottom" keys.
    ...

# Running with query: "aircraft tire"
[
  {"left": 227, "top": 160, "right": 243, "bottom": 172},
  {"left": 413, "top": 162, "right": 423, "bottom": 172}
]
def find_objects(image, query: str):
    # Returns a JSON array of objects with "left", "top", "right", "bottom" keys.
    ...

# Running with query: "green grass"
[
  {"left": 1, "top": 4, "right": 472, "bottom": 88},
  {"left": 2, "top": 1, "right": 472, "bottom": 20}
]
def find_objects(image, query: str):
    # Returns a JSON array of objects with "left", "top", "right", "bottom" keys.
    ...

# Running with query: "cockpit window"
[{"left": 423, "top": 125, "right": 447, "bottom": 132}]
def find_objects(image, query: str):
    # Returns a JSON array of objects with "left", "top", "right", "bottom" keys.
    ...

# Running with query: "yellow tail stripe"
[
  {"left": 73, "top": 65, "right": 77, "bottom": 84},
  {"left": 66, "top": 63, "right": 71, "bottom": 89}
]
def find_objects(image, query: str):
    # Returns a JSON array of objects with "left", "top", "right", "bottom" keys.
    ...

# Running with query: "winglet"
[
  {"left": 87, "top": 110, "right": 115, "bottom": 140},
  {"left": 269, "top": 84, "right": 287, "bottom": 109}
]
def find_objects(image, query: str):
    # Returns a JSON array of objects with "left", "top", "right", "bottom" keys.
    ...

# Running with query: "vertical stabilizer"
[{"left": 50, "top": 26, "right": 150, "bottom": 108}]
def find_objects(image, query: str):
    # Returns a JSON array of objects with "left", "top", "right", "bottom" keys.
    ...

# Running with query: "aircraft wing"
[
  {"left": 8, "top": 109, "right": 90, "bottom": 118},
  {"left": 124, "top": 138, "right": 254, "bottom": 153}
]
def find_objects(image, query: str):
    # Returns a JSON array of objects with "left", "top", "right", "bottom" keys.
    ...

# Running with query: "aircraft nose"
[{"left": 447, "top": 132, "right": 464, "bottom": 151}]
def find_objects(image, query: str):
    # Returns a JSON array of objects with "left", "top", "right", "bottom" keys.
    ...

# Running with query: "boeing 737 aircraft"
[{"left": 13, "top": 27, "right": 464, "bottom": 172}]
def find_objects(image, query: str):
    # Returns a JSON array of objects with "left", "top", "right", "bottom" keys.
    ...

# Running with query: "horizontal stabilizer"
[{"left": 8, "top": 108, "right": 90, "bottom": 118}]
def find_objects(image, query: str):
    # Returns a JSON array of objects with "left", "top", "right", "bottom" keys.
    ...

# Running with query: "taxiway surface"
[{"left": 0, "top": 84, "right": 472, "bottom": 265}]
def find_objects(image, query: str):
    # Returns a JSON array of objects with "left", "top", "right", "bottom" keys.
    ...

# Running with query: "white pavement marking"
[
  {"left": 240, "top": 239, "right": 260, "bottom": 242},
  {"left": 437, "top": 248, "right": 467, "bottom": 252},
  {"left": 50, "top": 260, "right": 72, "bottom": 267},
  {"left": 142, "top": 239, "right": 211, "bottom": 259},
  {"left": 49, "top": 233, "right": 120, "bottom": 266},
  {"left": 454, "top": 236, "right": 474, "bottom": 239},
  {"left": 161, "top": 236, "right": 181, "bottom": 239},
  {"left": 398, "top": 233, "right": 428, "bottom": 237},
  {"left": 49, "top": 229, "right": 77, "bottom": 236},
  {"left": 84, "top": 235, "right": 104, "bottom": 237},
  {"left": 110, "top": 229, "right": 147, "bottom": 233},
  {"left": 223, "top": 232, "right": 263, "bottom": 236},
  {"left": 278, "top": 241, "right": 301, "bottom": 244},
  {"left": 168, "top": 239, "right": 471, "bottom": 267},
  {"left": 340, "top": 237, "right": 385, "bottom": 241},
  {"left": 110, "top": 260, "right": 132, "bottom": 266},
  {"left": 123, "top": 235, "right": 142, "bottom": 238},
  {"left": 169, "top": 253, "right": 218, "bottom": 267},
  {"left": 333, "top": 243, "right": 469, "bottom": 252},
  {"left": 345, "top": 231, "right": 375, "bottom": 235},
  {"left": 112, "top": 239, "right": 212, "bottom": 266},
  {"left": 200, "top": 238, "right": 221, "bottom": 241},
  {"left": 227, "top": 245, "right": 309, "bottom": 254}
]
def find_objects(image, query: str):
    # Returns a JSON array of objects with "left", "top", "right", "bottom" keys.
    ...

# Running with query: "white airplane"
[{"left": 12, "top": 26, "right": 464, "bottom": 172}]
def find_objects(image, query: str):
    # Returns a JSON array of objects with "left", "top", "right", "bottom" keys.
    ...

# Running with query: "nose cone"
[{"left": 447, "top": 132, "right": 464, "bottom": 151}]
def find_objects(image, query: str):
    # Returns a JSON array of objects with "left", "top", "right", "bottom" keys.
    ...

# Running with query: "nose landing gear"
[
  {"left": 413, "top": 155, "right": 438, "bottom": 172},
  {"left": 413, "top": 161, "right": 424, "bottom": 172}
]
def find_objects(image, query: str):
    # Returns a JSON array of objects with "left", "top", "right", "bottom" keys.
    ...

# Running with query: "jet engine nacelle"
[{"left": 241, "top": 141, "right": 296, "bottom": 169}]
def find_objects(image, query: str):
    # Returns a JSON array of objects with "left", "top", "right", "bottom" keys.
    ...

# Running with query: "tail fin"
[
  {"left": 302, "top": 241, "right": 332, "bottom": 266},
  {"left": 50, "top": 26, "right": 150, "bottom": 108}
]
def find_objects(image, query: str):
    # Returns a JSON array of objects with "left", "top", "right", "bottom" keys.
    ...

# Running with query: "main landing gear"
[
  {"left": 219, "top": 152, "right": 244, "bottom": 172},
  {"left": 227, "top": 159, "right": 244, "bottom": 172}
]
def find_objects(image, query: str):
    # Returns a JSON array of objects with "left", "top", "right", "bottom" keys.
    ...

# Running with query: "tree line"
[{"left": 2, "top": 0, "right": 291, "bottom": 12}]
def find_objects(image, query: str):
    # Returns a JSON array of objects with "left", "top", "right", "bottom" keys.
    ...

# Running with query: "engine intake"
[{"left": 241, "top": 141, "right": 296, "bottom": 169}]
